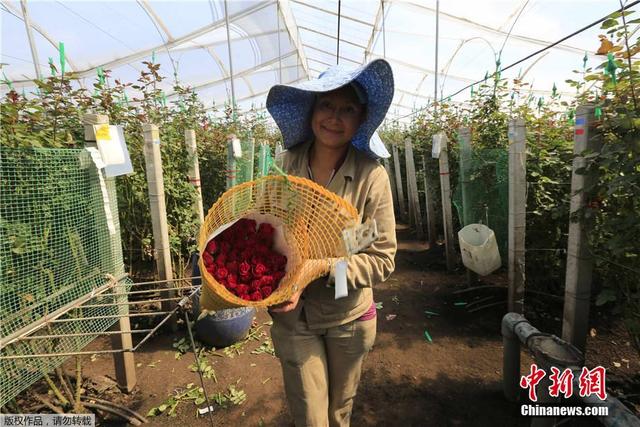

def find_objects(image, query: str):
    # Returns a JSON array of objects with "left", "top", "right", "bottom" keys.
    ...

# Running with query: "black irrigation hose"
[{"left": 392, "top": 0, "right": 640, "bottom": 123}]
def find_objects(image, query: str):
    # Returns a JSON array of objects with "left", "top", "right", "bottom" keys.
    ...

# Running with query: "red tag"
[{"left": 575, "top": 129, "right": 585, "bottom": 135}]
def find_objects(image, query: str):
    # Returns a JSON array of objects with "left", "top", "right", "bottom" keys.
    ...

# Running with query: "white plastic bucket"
[{"left": 458, "top": 224, "right": 501, "bottom": 276}]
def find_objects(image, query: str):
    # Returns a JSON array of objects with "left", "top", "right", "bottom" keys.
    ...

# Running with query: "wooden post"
[
  {"left": 392, "top": 143, "right": 407, "bottom": 223},
  {"left": 458, "top": 127, "right": 478, "bottom": 285},
  {"left": 185, "top": 129, "right": 205, "bottom": 224},
  {"left": 458, "top": 127, "right": 473, "bottom": 226},
  {"left": 508, "top": 118, "right": 526, "bottom": 314},
  {"left": 82, "top": 114, "right": 109, "bottom": 142},
  {"left": 142, "top": 124, "right": 176, "bottom": 331},
  {"left": 83, "top": 114, "right": 136, "bottom": 391},
  {"left": 383, "top": 157, "right": 399, "bottom": 216},
  {"left": 404, "top": 137, "right": 424, "bottom": 238},
  {"left": 562, "top": 105, "right": 601, "bottom": 352},
  {"left": 437, "top": 133, "right": 455, "bottom": 271},
  {"left": 422, "top": 155, "right": 437, "bottom": 246}
]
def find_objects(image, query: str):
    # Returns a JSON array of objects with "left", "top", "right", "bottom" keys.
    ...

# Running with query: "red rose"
[
  {"left": 236, "top": 284, "right": 250, "bottom": 295},
  {"left": 240, "top": 249, "right": 253, "bottom": 262},
  {"left": 216, "top": 255, "right": 227, "bottom": 268},
  {"left": 239, "top": 261, "right": 251, "bottom": 276},
  {"left": 226, "top": 281, "right": 237, "bottom": 290},
  {"left": 226, "top": 261, "right": 238, "bottom": 275},
  {"left": 259, "top": 275, "right": 275, "bottom": 287},
  {"left": 239, "top": 272, "right": 252, "bottom": 282},
  {"left": 219, "top": 241, "right": 231, "bottom": 253},
  {"left": 240, "top": 293, "right": 251, "bottom": 301},
  {"left": 202, "top": 252, "right": 214, "bottom": 267},
  {"left": 214, "top": 267, "right": 228, "bottom": 282},
  {"left": 250, "top": 279, "right": 261, "bottom": 291},
  {"left": 255, "top": 244, "right": 269, "bottom": 255},
  {"left": 261, "top": 286, "right": 273, "bottom": 299},
  {"left": 227, "top": 273, "right": 237, "bottom": 286},
  {"left": 273, "top": 270, "right": 286, "bottom": 283},
  {"left": 226, "top": 251, "right": 237, "bottom": 262},
  {"left": 237, "top": 218, "right": 257, "bottom": 232},
  {"left": 250, "top": 291, "right": 262, "bottom": 301},
  {"left": 253, "top": 262, "right": 268, "bottom": 278},
  {"left": 257, "top": 223, "right": 275, "bottom": 239},
  {"left": 206, "top": 240, "right": 218, "bottom": 255},
  {"left": 206, "top": 263, "right": 217, "bottom": 275}
]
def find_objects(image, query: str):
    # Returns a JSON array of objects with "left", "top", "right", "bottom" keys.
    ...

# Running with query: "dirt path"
[{"left": 73, "top": 229, "right": 638, "bottom": 426}]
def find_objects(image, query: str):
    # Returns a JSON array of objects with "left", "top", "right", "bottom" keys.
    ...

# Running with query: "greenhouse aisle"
[{"left": 62, "top": 226, "right": 637, "bottom": 426}]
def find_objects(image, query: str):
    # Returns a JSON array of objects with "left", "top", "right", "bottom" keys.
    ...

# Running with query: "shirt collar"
[{"left": 294, "top": 140, "right": 357, "bottom": 182}]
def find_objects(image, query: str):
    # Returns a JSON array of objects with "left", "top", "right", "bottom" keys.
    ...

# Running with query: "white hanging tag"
[
  {"left": 232, "top": 137, "right": 242, "bottom": 158},
  {"left": 104, "top": 126, "right": 134, "bottom": 177},
  {"left": 94, "top": 124, "right": 126, "bottom": 165},
  {"left": 334, "top": 259, "right": 348, "bottom": 300}
]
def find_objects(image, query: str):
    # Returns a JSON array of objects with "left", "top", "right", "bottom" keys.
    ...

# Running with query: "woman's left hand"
[{"left": 269, "top": 288, "right": 303, "bottom": 313}]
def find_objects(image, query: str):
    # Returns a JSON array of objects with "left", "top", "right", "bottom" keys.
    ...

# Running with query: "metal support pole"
[
  {"left": 185, "top": 129, "right": 205, "bottom": 224},
  {"left": 508, "top": 118, "right": 526, "bottom": 313},
  {"left": 562, "top": 105, "right": 601, "bottom": 352},
  {"left": 20, "top": 0, "right": 42, "bottom": 80},
  {"left": 434, "top": 0, "right": 440, "bottom": 104},
  {"left": 142, "top": 124, "right": 177, "bottom": 331},
  {"left": 223, "top": 0, "right": 237, "bottom": 111},
  {"left": 438, "top": 134, "right": 455, "bottom": 271}
]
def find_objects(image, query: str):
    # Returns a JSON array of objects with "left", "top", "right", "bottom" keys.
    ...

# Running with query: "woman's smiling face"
[{"left": 311, "top": 85, "right": 365, "bottom": 150}]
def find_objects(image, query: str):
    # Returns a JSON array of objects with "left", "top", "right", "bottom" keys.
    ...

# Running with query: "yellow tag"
[{"left": 95, "top": 124, "right": 111, "bottom": 141}]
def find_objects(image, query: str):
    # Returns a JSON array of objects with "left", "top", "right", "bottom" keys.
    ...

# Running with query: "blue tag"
[{"left": 575, "top": 117, "right": 586, "bottom": 125}]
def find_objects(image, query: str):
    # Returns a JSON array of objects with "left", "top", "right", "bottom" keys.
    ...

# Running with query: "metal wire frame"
[{"left": 0, "top": 277, "right": 200, "bottom": 359}]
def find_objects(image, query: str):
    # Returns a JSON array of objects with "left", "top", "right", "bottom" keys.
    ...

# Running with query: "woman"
[{"left": 266, "top": 59, "right": 397, "bottom": 427}]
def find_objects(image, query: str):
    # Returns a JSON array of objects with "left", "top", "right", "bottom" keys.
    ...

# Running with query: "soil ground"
[{"left": 14, "top": 226, "right": 640, "bottom": 426}]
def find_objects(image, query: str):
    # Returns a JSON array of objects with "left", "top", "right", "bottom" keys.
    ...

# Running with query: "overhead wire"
[
  {"left": 389, "top": 0, "right": 640, "bottom": 124},
  {"left": 336, "top": 0, "right": 342, "bottom": 64}
]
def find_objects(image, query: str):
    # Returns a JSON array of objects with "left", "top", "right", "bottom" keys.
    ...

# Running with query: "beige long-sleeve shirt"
[{"left": 271, "top": 140, "right": 397, "bottom": 330}]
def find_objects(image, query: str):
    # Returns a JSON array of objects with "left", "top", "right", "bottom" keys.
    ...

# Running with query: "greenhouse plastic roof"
[{"left": 2, "top": 0, "right": 637, "bottom": 123}]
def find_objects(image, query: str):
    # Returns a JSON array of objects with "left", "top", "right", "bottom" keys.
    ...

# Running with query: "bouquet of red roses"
[{"left": 201, "top": 218, "right": 288, "bottom": 301}]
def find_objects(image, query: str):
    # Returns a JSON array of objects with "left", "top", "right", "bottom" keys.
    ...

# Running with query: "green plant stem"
[
  {"left": 619, "top": 0, "right": 638, "bottom": 112},
  {"left": 43, "top": 373, "right": 69, "bottom": 407},
  {"left": 54, "top": 367, "right": 75, "bottom": 407},
  {"left": 75, "top": 356, "right": 83, "bottom": 409},
  {"left": 34, "top": 393, "right": 64, "bottom": 414}
]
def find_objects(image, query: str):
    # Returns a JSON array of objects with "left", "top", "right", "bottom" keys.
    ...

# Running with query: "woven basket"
[{"left": 199, "top": 175, "right": 359, "bottom": 310}]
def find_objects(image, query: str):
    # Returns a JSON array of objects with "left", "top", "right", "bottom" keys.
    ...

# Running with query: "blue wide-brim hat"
[{"left": 266, "top": 59, "right": 394, "bottom": 159}]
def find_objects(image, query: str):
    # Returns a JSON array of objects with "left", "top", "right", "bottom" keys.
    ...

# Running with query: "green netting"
[
  {"left": 0, "top": 147, "right": 129, "bottom": 407},
  {"left": 452, "top": 148, "right": 509, "bottom": 260}
]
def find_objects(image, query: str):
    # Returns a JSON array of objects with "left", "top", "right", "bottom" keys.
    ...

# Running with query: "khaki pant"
[{"left": 270, "top": 311, "right": 376, "bottom": 427}]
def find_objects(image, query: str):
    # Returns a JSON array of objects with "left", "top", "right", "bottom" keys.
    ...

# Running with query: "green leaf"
[
  {"left": 595, "top": 289, "right": 617, "bottom": 306},
  {"left": 602, "top": 18, "right": 618, "bottom": 29}
]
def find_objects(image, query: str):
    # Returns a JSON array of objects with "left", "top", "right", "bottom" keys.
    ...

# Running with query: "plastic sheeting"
[{"left": 1, "top": 0, "right": 634, "bottom": 122}]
